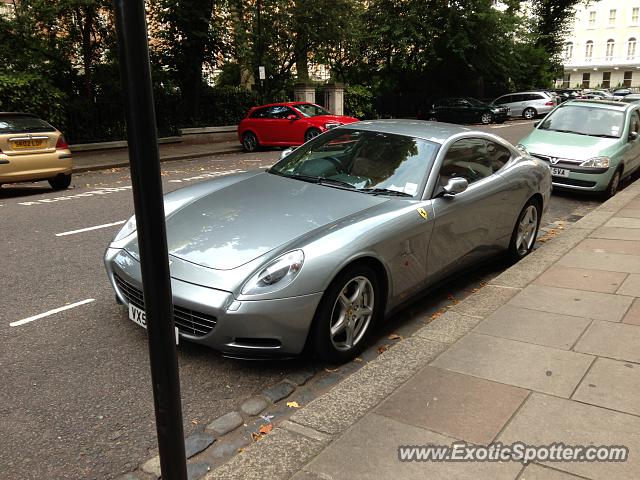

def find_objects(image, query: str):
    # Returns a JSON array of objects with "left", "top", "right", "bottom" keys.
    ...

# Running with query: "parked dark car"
[
  {"left": 613, "top": 88, "right": 632, "bottom": 97},
  {"left": 551, "top": 89, "right": 582, "bottom": 103},
  {"left": 427, "top": 97, "right": 509, "bottom": 125}
]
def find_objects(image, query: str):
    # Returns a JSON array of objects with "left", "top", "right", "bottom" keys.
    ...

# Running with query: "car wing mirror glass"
[
  {"left": 443, "top": 177, "right": 469, "bottom": 196},
  {"left": 280, "top": 147, "right": 295, "bottom": 159},
  {"left": 630, "top": 131, "right": 639, "bottom": 142},
  {"left": 287, "top": 114, "right": 298, "bottom": 121}
]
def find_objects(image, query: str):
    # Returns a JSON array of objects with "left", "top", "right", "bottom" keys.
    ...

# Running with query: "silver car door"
[{"left": 426, "top": 137, "right": 511, "bottom": 281}]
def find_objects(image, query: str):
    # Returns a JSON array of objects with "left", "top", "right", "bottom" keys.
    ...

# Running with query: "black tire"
[
  {"left": 242, "top": 132, "right": 259, "bottom": 152},
  {"left": 311, "top": 264, "right": 382, "bottom": 363},
  {"left": 603, "top": 168, "right": 621, "bottom": 199},
  {"left": 480, "top": 112, "right": 493, "bottom": 124},
  {"left": 48, "top": 174, "right": 72, "bottom": 190},
  {"left": 523, "top": 107, "right": 537, "bottom": 120},
  {"left": 304, "top": 128, "right": 322, "bottom": 142},
  {"left": 507, "top": 198, "right": 541, "bottom": 262}
]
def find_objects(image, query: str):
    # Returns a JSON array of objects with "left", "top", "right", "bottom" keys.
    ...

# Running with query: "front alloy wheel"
[
  {"left": 304, "top": 128, "right": 322, "bottom": 142},
  {"left": 508, "top": 199, "right": 540, "bottom": 261},
  {"left": 311, "top": 265, "right": 380, "bottom": 362},
  {"left": 604, "top": 169, "right": 621, "bottom": 199},
  {"left": 523, "top": 107, "right": 537, "bottom": 120},
  {"left": 480, "top": 112, "right": 493, "bottom": 124}
]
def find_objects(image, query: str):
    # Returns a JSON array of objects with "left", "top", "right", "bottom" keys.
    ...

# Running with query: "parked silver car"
[
  {"left": 492, "top": 91, "right": 556, "bottom": 119},
  {"left": 104, "top": 120, "right": 551, "bottom": 362}
]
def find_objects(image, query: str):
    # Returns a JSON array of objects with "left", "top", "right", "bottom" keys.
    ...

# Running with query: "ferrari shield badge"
[{"left": 417, "top": 208, "right": 428, "bottom": 220}]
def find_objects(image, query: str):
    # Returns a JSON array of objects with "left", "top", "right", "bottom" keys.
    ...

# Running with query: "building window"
[
  {"left": 585, "top": 41, "right": 594, "bottom": 61},
  {"left": 562, "top": 74, "right": 571, "bottom": 88},
  {"left": 628, "top": 38, "right": 637, "bottom": 59},
  {"left": 602, "top": 72, "right": 611, "bottom": 88},
  {"left": 606, "top": 39, "right": 615, "bottom": 60},
  {"left": 633, "top": 7, "right": 639, "bottom": 24},
  {"left": 582, "top": 73, "right": 591, "bottom": 88},
  {"left": 624, "top": 71, "right": 633, "bottom": 87},
  {"left": 564, "top": 42, "right": 573, "bottom": 60},
  {"left": 609, "top": 9, "right": 616, "bottom": 26},
  {"left": 589, "top": 11, "right": 596, "bottom": 27}
]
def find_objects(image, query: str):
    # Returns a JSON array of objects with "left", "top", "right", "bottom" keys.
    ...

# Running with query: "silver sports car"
[{"left": 105, "top": 120, "right": 551, "bottom": 362}]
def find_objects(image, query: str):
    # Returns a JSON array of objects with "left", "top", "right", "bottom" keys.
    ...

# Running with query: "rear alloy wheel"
[
  {"left": 523, "top": 107, "right": 537, "bottom": 120},
  {"left": 242, "top": 132, "right": 258, "bottom": 152},
  {"left": 604, "top": 169, "right": 621, "bottom": 199},
  {"left": 480, "top": 112, "right": 493, "bottom": 124},
  {"left": 508, "top": 199, "right": 540, "bottom": 261},
  {"left": 48, "top": 174, "right": 72, "bottom": 190},
  {"left": 304, "top": 128, "right": 322, "bottom": 142},
  {"left": 311, "top": 265, "right": 380, "bottom": 363}
]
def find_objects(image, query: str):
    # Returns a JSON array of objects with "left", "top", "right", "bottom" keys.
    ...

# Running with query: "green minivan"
[{"left": 518, "top": 100, "right": 640, "bottom": 197}]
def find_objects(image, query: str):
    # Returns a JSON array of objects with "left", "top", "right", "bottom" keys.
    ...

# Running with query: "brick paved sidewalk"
[{"left": 202, "top": 180, "right": 640, "bottom": 480}]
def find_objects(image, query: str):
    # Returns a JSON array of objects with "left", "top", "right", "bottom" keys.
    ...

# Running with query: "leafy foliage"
[{"left": 0, "top": 73, "right": 67, "bottom": 129}]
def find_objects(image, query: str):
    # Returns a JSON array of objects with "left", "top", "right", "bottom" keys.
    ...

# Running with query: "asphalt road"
[{"left": 0, "top": 120, "right": 604, "bottom": 479}]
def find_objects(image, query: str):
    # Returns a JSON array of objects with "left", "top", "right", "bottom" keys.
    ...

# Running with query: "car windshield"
[
  {"left": 295, "top": 103, "right": 331, "bottom": 117},
  {"left": 0, "top": 116, "right": 55, "bottom": 134},
  {"left": 268, "top": 128, "right": 439, "bottom": 197},
  {"left": 537, "top": 105, "right": 624, "bottom": 138}
]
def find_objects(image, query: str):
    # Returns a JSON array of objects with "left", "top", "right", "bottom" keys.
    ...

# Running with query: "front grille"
[
  {"left": 552, "top": 177, "right": 597, "bottom": 188},
  {"left": 114, "top": 273, "right": 217, "bottom": 337},
  {"left": 532, "top": 154, "right": 608, "bottom": 175}
]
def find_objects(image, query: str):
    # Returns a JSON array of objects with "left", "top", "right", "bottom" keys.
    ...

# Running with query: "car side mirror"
[
  {"left": 443, "top": 177, "right": 469, "bottom": 196},
  {"left": 287, "top": 114, "right": 298, "bottom": 121},
  {"left": 629, "top": 131, "right": 639, "bottom": 142},
  {"left": 280, "top": 147, "right": 295, "bottom": 159}
]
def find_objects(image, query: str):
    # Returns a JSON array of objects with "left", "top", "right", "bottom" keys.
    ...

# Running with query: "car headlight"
[
  {"left": 324, "top": 123, "right": 340, "bottom": 130},
  {"left": 241, "top": 250, "right": 305, "bottom": 295},
  {"left": 516, "top": 144, "right": 529, "bottom": 156},
  {"left": 113, "top": 215, "right": 137, "bottom": 241},
  {"left": 580, "top": 157, "right": 610, "bottom": 168}
]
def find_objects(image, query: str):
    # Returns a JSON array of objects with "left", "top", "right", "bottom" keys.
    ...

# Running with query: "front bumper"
[
  {"left": 531, "top": 154, "right": 614, "bottom": 192},
  {"left": 104, "top": 248, "right": 323, "bottom": 357}
]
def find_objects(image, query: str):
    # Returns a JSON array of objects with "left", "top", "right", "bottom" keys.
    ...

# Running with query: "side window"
[
  {"left": 268, "top": 106, "right": 294, "bottom": 119},
  {"left": 438, "top": 138, "right": 492, "bottom": 187},
  {"left": 250, "top": 107, "right": 270, "bottom": 119},
  {"left": 485, "top": 140, "right": 512, "bottom": 173},
  {"left": 496, "top": 95, "right": 512, "bottom": 105},
  {"left": 512, "top": 94, "right": 525, "bottom": 102}
]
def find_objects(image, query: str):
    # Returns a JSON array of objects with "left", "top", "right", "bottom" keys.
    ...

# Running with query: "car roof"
[
  {"left": 340, "top": 119, "right": 473, "bottom": 144},
  {"left": 564, "top": 99, "right": 631, "bottom": 110},
  {"left": 251, "top": 102, "right": 317, "bottom": 109}
]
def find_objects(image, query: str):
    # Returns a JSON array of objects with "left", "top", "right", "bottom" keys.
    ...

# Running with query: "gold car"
[{"left": 0, "top": 112, "right": 72, "bottom": 190}]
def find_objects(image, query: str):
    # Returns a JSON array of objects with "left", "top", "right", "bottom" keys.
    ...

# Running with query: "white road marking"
[
  {"left": 55, "top": 220, "right": 125, "bottom": 237},
  {"left": 18, "top": 186, "right": 133, "bottom": 206},
  {"left": 168, "top": 169, "right": 246, "bottom": 183},
  {"left": 10, "top": 299, "right": 95, "bottom": 327}
]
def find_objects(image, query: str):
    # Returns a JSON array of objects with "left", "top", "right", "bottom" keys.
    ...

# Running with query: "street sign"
[
  {"left": 259, "top": 66, "right": 266, "bottom": 80},
  {"left": 112, "top": 1, "right": 188, "bottom": 479}
]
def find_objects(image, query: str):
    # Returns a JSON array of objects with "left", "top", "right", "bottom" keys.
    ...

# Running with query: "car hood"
[
  {"left": 125, "top": 172, "right": 386, "bottom": 270},
  {"left": 521, "top": 129, "right": 620, "bottom": 161},
  {"left": 308, "top": 114, "right": 359, "bottom": 125}
]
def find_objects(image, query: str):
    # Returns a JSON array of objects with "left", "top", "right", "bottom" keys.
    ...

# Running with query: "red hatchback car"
[{"left": 237, "top": 102, "right": 359, "bottom": 152}]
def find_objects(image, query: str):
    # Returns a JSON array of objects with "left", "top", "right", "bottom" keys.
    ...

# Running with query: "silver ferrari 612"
[{"left": 105, "top": 120, "right": 551, "bottom": 362}]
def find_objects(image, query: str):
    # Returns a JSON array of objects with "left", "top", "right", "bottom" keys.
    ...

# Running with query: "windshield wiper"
[
  {"left": 545, "top": 128, "right": 588, "bottom": 135},
  {"left": 358, "top": 188, "right": 413, "bottom": 197},
  {"left": 318, "top": 178, "right": 356, "bottom": 189},
  {"left": 588, "top": 133, "right": 619, "bottom": 138}
]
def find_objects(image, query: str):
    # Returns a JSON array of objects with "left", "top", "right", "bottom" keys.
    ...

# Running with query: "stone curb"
[
  {"left": 72, "top": 146, "right": 243, "bottom": 174},
  {"left": 200, "top": 180, "right": 640, "bottom": 480}
]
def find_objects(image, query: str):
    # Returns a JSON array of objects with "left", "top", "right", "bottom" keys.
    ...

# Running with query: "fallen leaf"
[
  {"left": 353, "top": 357, "right": 363, "bottom": 363},
  {"left": 237, "top": 448, "right": 245, "bottom": 453},
  {"left": 325, "top": 367, "right": 339, "bottom": 372},
  {"left": 251, "top": 432, "right": 261, "bottom": 442},
  {"left": 388, "top": 333, "right": 403, "bottom": 340},
  {"left": 447, "top": 293, "right": 455, "bottom": 300},
  {"left": 377, "top": 344, "right": 389, "bottom": 354},
  {"left": 191, "top": 419, "right": 198, "bottom": 425},
  {"left": 259, "top": 423, "right": 273, "bottom": 435},
  {"left": 286, "top": 401, "right": 300, "bottom": 408}
]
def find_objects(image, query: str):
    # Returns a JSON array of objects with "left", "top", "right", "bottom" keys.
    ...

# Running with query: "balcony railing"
[{"left": 564, "top": 55, "right": 640, "bottom": 68}]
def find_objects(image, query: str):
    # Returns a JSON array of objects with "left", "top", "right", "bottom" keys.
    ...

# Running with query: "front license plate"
[
  {"left": 11, "top": 139, "right": 45, "bottom": 150},
  {"left": 550, "top": 167, "right": 570, "bottom": 177},
  {"left": 128, "top": 303, "right": 179, "bottom": 344}
]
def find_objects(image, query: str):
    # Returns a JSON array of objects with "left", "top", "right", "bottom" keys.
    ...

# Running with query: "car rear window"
[{"left": 0, "top": 115, "right": 55, "bottom": 134}]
